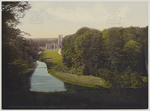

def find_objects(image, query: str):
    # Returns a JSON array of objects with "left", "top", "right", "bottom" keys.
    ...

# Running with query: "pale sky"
[{"left": 17, "top": 1, "right": 148, "bottom": 38}]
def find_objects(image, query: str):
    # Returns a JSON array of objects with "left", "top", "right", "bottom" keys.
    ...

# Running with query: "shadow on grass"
[{"left": 3, "top": 84, "right": 148, "bottom": 109}]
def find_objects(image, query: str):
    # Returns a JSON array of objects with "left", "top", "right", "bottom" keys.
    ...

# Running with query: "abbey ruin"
[{"left": 45, "top": 35, "right": 63, "bottom": 49}]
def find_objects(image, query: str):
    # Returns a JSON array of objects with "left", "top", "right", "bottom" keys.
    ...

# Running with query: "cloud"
[
  {"left": 18, "top": 2, "right": 148, "bottom": 38},
  {"left": 30, "top": 2, "right": 50, "bottom": 8},
  {"left": 45, "top": 2, "right": 106, "bottom": 23}
]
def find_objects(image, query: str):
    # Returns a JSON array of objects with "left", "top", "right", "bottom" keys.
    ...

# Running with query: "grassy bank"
[{"left": 41, "top": 49, "right": 110, "bottom": 88}]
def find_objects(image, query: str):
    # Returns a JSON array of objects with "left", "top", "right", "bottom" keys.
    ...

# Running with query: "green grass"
[
  {"left": 41, "top": 49, "right": 110, "bottom": 88},
  {"left": 42, "top": 49, "right": 63, "bottom": 63}
]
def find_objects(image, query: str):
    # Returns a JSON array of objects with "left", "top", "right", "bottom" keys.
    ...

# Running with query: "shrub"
[
  {"left": 98, "top": 67, "right": 143, "bottom": 88},
  {"left": 8, "top": 59, "right": 29, "bottom": 74},
  {"left": 119, "top": 67, "right": 143, "bottom": 88}
]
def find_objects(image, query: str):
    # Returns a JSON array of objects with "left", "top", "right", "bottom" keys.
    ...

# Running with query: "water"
[{"left": 30, "top": 61, "right": 66, "bottom": 92}]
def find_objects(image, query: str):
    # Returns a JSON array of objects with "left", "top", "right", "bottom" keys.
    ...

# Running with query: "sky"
[{"left": 17, "top": 1, "right": 148, "bottom": 38}]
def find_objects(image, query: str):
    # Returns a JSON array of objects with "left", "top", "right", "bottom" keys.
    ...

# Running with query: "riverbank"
[
  {"left": 2, "top": 62, "right": 37, "bottom": 108},
  {"left": 40, "top": 49, "right": 111, "bottom": 88}
]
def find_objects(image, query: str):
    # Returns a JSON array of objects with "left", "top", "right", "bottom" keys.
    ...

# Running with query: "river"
[{"left": 30, "top": 60, "right": 66, "bottom": 92}]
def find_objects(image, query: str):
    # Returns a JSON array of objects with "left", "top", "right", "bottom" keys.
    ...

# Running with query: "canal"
[{"left": 30, "top": 61, "right": 66, "bottom": 92}]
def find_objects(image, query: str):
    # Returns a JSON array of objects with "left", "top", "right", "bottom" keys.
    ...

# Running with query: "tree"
[
  {"left": 102, "top": 28, "right": 124, "bottom": 71},
  {"left": 2, "top": 2, "right": 37, "bottom": 94}
]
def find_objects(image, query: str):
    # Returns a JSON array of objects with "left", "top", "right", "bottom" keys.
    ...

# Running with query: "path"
[{"left": 58, "top": 48, "right": 62, "bottom": 55}]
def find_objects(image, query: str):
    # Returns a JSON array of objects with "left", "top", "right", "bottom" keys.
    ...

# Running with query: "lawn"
[{"left": 41, "top": 49, "right": 110, "bottom": 88}]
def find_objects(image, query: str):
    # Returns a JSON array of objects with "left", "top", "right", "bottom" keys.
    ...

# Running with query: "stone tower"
[{"left": 58, "top": 34, "right": 63, "bottom": 48}]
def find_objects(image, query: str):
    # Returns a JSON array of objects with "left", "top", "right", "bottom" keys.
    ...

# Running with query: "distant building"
[
  {"left": 58, "top": 34, "right": 63, "bottom": 48},
  {"left": 46, "top": 34, "right": 63, "bottom": 49},
  {"left": 45, "top": 43, "right": 59, "bottom": 49}
]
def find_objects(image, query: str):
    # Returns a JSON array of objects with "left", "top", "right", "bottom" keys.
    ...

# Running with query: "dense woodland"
[
  {"left": 62, "top": 27, "right": 148, "bottom": 88},
  {"left": 2, "top": 2, "right": 38, "bottom": 96}
]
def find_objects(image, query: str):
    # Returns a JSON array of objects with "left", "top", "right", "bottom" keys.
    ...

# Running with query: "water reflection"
[{"left": 30, "top": 61, "right": 66, "bottom": 92}]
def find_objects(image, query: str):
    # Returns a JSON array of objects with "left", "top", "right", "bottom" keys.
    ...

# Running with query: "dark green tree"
[
  {"left": 62, "top": 26, "right": 148, "bottom": 88},
  {"left": 2, "top": 2, "right": 38, "bottom": 96}
]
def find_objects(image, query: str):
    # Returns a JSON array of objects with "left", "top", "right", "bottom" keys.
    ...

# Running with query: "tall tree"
[{"left": 2, "top": 2, "right": 33, "bottom": 94}]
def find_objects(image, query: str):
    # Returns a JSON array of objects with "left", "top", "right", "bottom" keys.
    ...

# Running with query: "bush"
[
  {"left": 8, "top": 59, "right": 29, "bottom": 74},
  {"left": 98, "top": 67, "right": 143, "bottom": 88},
  {"left": 119, "top": 67, "right": 143, "bottom": 88}
]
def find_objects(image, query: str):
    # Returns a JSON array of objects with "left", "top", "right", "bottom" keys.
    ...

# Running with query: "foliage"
[
  {"left": 62, "top": 26, "right": 148, "bottom": 88},
  {"left": 119, "top": 68, "right": 143, "bottom": 88},
  {"left": 62, "top": 27, "right": 103, "bottom": 75},
  {"left": 8, "top": 59, "right": 29, "bottom": 74},
  {"left": 124, "top": 40, "right": 141, "bottom": 53},
  {"left": 2, "top": 1, "right": 31, "bottom": 27},
  {"left": 41, "top": 49, "right": 109, "bottom": 88},
  {"left": 97, "top": 67, "right": 143, "bottom": 88},
  {"left": 2, "top": 2, "right": 38, "bottom": 93}
]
